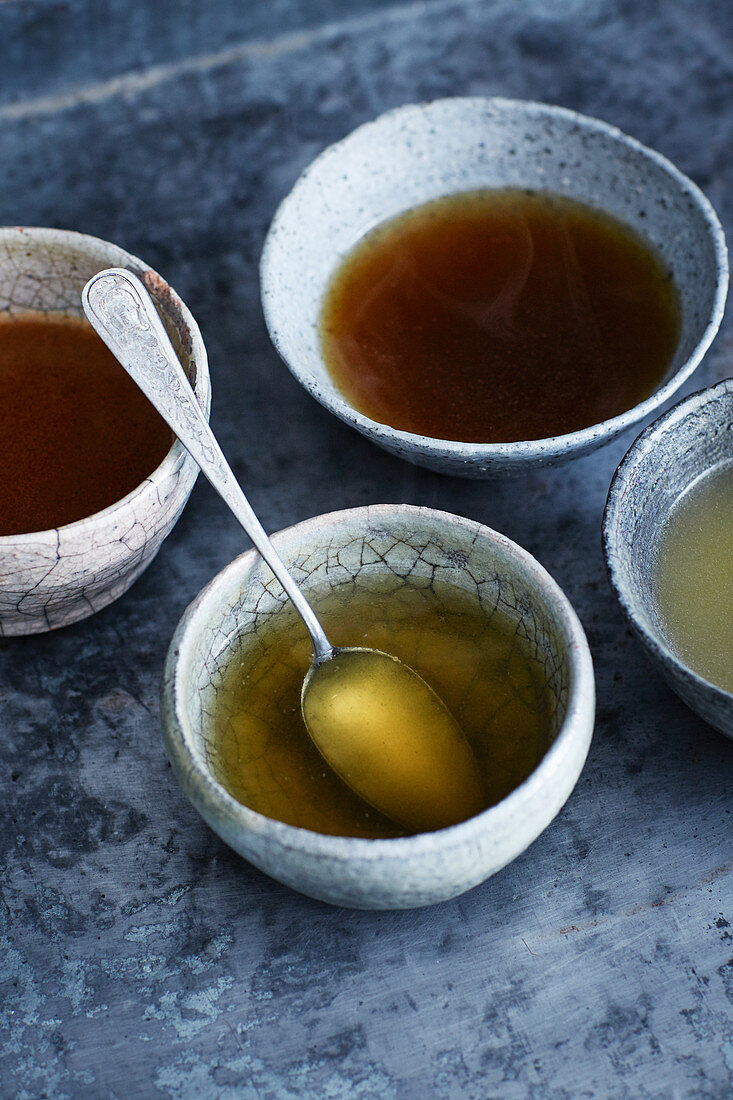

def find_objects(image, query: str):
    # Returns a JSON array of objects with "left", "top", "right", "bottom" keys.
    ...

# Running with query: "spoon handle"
[{"left": 82, "top": 268, "right": 332, "bottom": 664}]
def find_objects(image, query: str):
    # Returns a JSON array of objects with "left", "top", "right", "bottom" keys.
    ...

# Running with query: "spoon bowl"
[{"left": 302, "top": 646, "right": 484, "bottom": 832}]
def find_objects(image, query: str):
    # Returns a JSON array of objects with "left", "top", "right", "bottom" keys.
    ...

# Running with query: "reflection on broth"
[
  {"left": 321, "top": 189, "right": 680, "bottom": 443},
  {"left": 208, "top": 578, "right": 554, "bottom": 837},
  {"left": 301, "top": 646, "right": 485, "bottom": 833}
]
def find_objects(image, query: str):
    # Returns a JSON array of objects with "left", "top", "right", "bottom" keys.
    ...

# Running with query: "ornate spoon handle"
[{"left": 82, "top": 268, "right": 332, "bottom": 663}]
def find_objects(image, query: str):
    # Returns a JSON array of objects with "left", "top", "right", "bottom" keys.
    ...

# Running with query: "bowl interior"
[
  {"left": 262, "top": 98, "right": 724, "bottom": 438},
  {"left": 175, "top": 506, "right": 577, "bottom": 827},
  {"left": 606, "top": 381, "right": 733, "bottom": 650},
  {"left": 0, "top": 228, "right": 198, "bottom": 397}
]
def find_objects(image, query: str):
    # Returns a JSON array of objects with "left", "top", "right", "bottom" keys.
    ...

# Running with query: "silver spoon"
[{"left": 82, "top": 269, "right": 484, "bottom": 832}]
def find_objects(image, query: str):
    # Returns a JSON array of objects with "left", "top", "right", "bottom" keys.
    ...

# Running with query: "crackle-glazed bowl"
[
  {"left": 0, "top": 227, "right": 210, "bottom": 635},
  {"left": 261, "top": 97, "right": 728, "bottom": 477},
  {"left": 604, "top": 379, "right": 733, "bottom": 739},
  {"left": 162, "top": 504, "right": 595, "bottom": 909}
]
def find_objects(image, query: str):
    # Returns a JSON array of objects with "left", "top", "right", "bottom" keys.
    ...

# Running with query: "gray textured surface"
[{"left": 0, "top": 0, "right": 731, "bottom": 1096}]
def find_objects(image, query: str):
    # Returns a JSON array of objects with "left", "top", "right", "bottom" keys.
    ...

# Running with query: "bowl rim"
[
  {"left": 0, "top": 225, "right": 211, "bottom": 546},
  {"left": 602, "top": 377, "right": 733, "bottom": 706},
  {"left": 162, "top": 503, "right": 596, "bottom": 862},
  {"left": 260, "top": 96, "right": 729, "bottom": 465}
]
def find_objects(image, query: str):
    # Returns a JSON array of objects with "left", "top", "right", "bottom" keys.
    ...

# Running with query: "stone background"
[{"left": 0, "top": 1, "right": 731, "bottom": 1096}]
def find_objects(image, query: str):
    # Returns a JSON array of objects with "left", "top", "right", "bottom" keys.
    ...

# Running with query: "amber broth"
[
  {"left": 320, "top": 189, "right": 680, "bottom": 443},
  {"left": 209, "top": 578, "right": 555, "bottom": 837},
  {"left": 0, "top": 313, "right": 173, "bottom": 535}
]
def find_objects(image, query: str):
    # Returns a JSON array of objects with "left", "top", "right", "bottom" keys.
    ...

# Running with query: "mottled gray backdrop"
[{"left": 0, "top": 1, "right": 731, "bottom": 1097}]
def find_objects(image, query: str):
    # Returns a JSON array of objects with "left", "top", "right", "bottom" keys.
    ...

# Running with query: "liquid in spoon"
[{"left": 302, "top": 648, "right": 484, "bottom": 832}]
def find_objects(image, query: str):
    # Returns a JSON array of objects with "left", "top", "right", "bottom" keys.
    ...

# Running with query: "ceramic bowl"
[
  {"left": 0, "top": 227, "right": 210, "bottom": 635},
  {"left": 161, "top": 504, "right": 595, "bottom": 909},
  {"left": 261, "top": 97, "right": 728, "bottom": 477},
  {"left": 604, "top": 379, "right": 733, "bottom": 739}
]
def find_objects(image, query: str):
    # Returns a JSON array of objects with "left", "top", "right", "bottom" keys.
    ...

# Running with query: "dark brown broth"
[
  {"left": 0, "top": 313, "right": 173, "bottom": 535},
  {"left": 320, "top": 190, "right": 680, "bottom": 443}
]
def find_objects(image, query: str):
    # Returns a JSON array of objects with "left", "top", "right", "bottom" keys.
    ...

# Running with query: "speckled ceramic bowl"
[
  {"left": 162, "top": 504, "right": 595, "bottom": 909},
  {"left": 261, "top": 97, "right": 728, "bottom": 477},
  {"left": 0, "top": 227, "right": 210, "bottom": 635},
  {"left": 603, "top": 379, "right": 733, "bottom": 739}
]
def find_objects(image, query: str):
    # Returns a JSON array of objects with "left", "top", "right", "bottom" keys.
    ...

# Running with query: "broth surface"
[
  {"left": 654, "top": 461, "right": 733, "bottom": 692},
  {"left": 210, "top": 578, "right": 554, "bottom": 837},
  {"left": 0, "top": 313, "right": 173, "bottom": 535},
  {"left": 321, "top": 189, "right": 680, "bottom": 443}
]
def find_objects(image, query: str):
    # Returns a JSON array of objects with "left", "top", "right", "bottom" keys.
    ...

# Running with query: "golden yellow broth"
[{"left": 209, "top": 579, "right": 553, "bottom": 837}]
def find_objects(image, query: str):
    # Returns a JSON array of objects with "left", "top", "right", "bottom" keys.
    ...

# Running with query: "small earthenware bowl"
[
  {"left": 603, "top": 378, "right": 733, "bottom": 739},
  {"left": 161, "top": 504, "right": 595, "bottom": 909},
  {"left": 261, "top": 97, "right": 728, "bottom": 477},
  {"left": 0, "top": 227, "right": 210, "bottom": 635}
]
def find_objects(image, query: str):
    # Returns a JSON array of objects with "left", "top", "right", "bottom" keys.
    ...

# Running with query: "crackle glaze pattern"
[
  {"left": 604, "top": 379, "right": 733, "bottom": 739},
  {"left": 261, "top": 97, "right": 728, "bottom": 477},
  {"left": 162, "top": 505, "right": 595, "bottom": 909},
  {"left": 0, "top": 228, "right": 210, "bottom": 635}
]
